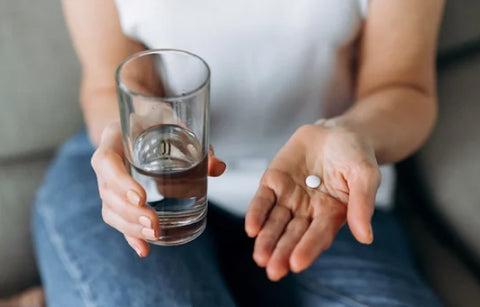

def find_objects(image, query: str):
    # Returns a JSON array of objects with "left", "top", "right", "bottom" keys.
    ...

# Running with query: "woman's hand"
[
  {"left": 245, "top": 124, "right": 381, "bottom": 281},
  {"left": 91, "top": 122, "right": 226, "bottom": 257}
]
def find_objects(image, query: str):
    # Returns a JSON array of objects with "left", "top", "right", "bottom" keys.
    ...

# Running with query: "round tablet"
[{"left": 305, "top": 175, "right": 321, "bottom": 189}]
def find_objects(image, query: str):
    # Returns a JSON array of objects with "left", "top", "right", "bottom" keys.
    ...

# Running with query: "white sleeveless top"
[{"left": 115, "top": 0, "right": 395, "bottom": 215}]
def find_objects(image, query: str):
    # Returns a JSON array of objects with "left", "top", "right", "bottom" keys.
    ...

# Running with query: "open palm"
[{"left": 245, "top": 124, "right": 381, "bottom": 281}]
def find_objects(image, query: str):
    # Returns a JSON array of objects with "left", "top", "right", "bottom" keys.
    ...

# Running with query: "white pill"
[{"left": 305, "top": 175, "right": 321, "bottom": 189}]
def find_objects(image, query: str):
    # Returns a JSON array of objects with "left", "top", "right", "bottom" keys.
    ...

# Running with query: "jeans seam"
[{"left": 37, "top": 204, "right": 97, "bottom": 307}]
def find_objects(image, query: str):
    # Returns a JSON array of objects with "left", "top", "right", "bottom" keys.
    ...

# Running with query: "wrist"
[{"left": 314, "top": 117, "right": 379, "bottom": 159}]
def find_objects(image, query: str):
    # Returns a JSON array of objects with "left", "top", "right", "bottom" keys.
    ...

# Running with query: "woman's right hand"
[{"left": 91, "top": 122, "right": 226, "bottom": 257}]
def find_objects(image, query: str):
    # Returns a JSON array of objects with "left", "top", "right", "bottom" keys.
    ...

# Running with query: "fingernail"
[
  {"left": 142, "top": 228, "right": 157, "bottom": 240},
  {"left": 127, "top": 190, "right": 141, "bottom": 206},
  {"left": 139, "top": 216, "right": 152, "bottom": 228}
]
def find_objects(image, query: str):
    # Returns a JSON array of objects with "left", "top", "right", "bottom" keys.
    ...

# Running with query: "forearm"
[
  {"left": 81, "top": 84, "right": 119, "bottom": 147},
  {"left": 63, "top": 0, "right": 147, "bottom": 147},
  {"left": 331, "top": 85, "right": 437, "bottom": 164}
]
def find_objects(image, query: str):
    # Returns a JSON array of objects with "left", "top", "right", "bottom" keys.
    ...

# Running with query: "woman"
[{"left": 33, "top": 0, "right": 444, "bottom": 306}]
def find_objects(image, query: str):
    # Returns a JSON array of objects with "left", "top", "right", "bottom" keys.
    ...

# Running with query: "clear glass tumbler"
[{"left": 116, "top": 49, "right": 210, "bottom": 245}]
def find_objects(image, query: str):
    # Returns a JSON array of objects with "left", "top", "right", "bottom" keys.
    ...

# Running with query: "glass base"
[{"left": 148, "top": 207, "right": 207, "bottom": 246}]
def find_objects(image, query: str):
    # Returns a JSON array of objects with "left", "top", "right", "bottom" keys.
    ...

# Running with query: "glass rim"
[{"left": 115, "top": 48, "right": 211, "bottom": 101}]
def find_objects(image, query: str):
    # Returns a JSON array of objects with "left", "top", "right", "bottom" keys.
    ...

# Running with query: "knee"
[
  {"left": 33, "top": 160, "right": 99, "bottom": 235},
  {"left": 34, "top": 140, "right": 97, "bottom": 217},
  {"left": 33, "top": 170, "right": 70, "bottom": 220}
]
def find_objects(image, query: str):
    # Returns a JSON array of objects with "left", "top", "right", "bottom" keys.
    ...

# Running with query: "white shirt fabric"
[{"left": 114, "top": 0, "right": 395, "bottom": 215}]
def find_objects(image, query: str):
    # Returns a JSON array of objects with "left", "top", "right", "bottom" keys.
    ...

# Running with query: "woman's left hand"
[{"left": 245, "top": 123, "right": 381, "bottom": 281}]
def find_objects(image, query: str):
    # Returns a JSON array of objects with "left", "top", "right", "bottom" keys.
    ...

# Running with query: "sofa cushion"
[
  {"left": 0, "top": 158, "right": 51, "bottom": 297},
  {"left": 402, "top": 204, "right": 480, "bottom": 307},
  {"left": 438, "top": 1, "right": 480, "bottom": 52},
  {"left": 418, "top": 53, "right": 480, "bottom": 263},
  {"left": 0, "top": 0, "right": 82, "bottom": 159}
]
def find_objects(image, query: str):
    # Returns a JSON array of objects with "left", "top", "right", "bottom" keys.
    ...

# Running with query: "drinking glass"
[{"left": 116, "top": 49, "right": 210, "bottom": 245}]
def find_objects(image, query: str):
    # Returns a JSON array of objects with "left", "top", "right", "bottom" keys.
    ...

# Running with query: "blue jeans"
[{"left": 32, "top": 131, "right": 441, "bottom": 307}]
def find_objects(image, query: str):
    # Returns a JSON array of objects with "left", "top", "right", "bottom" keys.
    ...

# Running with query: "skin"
[{"left": 63, "top": 0, "right": 444, "bottom": 280}]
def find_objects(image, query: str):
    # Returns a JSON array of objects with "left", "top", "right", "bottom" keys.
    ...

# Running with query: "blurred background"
[{"left": 0, "top": 1, "right": 479, "bottom": 306}]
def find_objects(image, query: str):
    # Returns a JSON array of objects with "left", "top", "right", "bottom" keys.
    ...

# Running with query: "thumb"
[{"left": 346, "top": 167, "right": 380, "bottom": 244}]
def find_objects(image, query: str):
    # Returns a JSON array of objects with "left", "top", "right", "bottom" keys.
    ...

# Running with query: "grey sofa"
[
  {"left": 0, "top": 0, "right": 82, "bottom": 298},
  {"left": 1, "top": 1, "right": 479, "bottom": 306}
]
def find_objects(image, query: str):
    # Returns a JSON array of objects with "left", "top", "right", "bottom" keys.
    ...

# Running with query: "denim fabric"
[{"left": 32, "top": 131, "right": 441, "bottom": 307}]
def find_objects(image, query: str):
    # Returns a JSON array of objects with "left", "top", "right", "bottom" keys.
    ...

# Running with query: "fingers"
[
  {"left": 125, "top": 235, "right": 150, "bottom": 258},
  {"left": 92, "top": 123, "right": 159, "bottom": 256},
  {"left": 253, "top": 205, "right": 292, "bottom": 267},
  {"left": 100, "top": 186, "right": 158, "bottom": 258},
  {"left": 208, "top": 146, "right": 226, "bottom": 177},
  {"left": 91, "top": 122, "right": 146, "bottom": 201},
  {"left": 92, "top": 148, "right": 146, "bottom": 201},
  {"left": 289, "top": 219, "right": 336, "bottom": 273},
  {"left": 254, "top": 193, "right": 346, "bottom": 280},
  {"left": 245, "top": 185, "right": 276, "bottom": 237},
  {"left": 100, "top": 188, "right": 159, "bottom": 232},
  {"left": 102, "top": 205, "right": 159, "bottom": 241},
  {"left": 266, "top": 216, "right": 309, "bottom": 281},
  {"left": 346, "top": 165, "right": 380, "bottom": 244},
  {"left": 289, "top": 194, "right": 346, "bottom": 273}
]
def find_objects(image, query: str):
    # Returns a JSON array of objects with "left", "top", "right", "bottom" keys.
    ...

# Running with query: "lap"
[
  {"left": 294, "top": 211, "right": 441, "bottom": 306},
  {"left": 211, "top": 207, "right": 441, "bottom": 307},
  {"left": 33, "top": 131, "right": 234, "bottom": 307},
  {"left": 33, "top": 131, "right": 440, "bottom": 307}
]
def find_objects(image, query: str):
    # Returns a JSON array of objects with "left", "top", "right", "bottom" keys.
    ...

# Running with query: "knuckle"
[
  {"left": 128, "top": 207, "right": 144, "bottom": 223},
  {"left": 260, "top": 171, "right": 275, "bottom": 185},
  {"left": 91, "top": 149, "right": 116, "bottom": 170},
  {"left": 353, "top": 161, "right": 379, "bottom": 181},
  {"left": 112, "top": 198, "right": 129, "bottom": 216},
  {"left": 90, "top": 150, "right": 101, "bottom": 170},
  {"left": 290, "top": 216, "right": 309, "bottom": 231},
  {"left": 260, "top": 171, "right": 286, "bottom": 195},
  {"left": 99, "top": 179, "right": 108, "bottom": 192},
  {"left": 257, "top": 237, "right": 274, "bottom": 253},
  {"left": 294, "top": 124, "right": 316, "bottom": 138},
  {"left": 101, "top": 206, "right": 110, "bottom": 224},
  {"left": 145, "top": 209, "right": 158, "bottom": 222},
  {"left": 257, "top": 229, "right": 273, "bottom": 243},
  {"left": 355, "top": 160, "right": 374, "bottom": 172},
  {"left": 285, "top": 221, "right": 297, "bottom": 232},
  {"left": 101, "top": 122, "right": 119, "bottom": 139},
  {"left": 97, "top": 187, "right": 106, "bottom": 200},
  {"left": 102, "top": 149, "right": 118, "bottom": 163},
  {"left": 97, "top": 177, "right": 110, "bottom": 191},
  {"left": 362, "top": 163, "right": 381, "bottom": 186},
  {"left": 372, "top": 170, "right": 382, "bottom": 187},
  {"left": 95, "top": 150, "right": 123, "bottom": 177},
  {"left": 365, "top": 163, "right": 380, "bottom": 176},
  {"left": 270, "top": 206, "right": 291, "bottom": 223}
]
